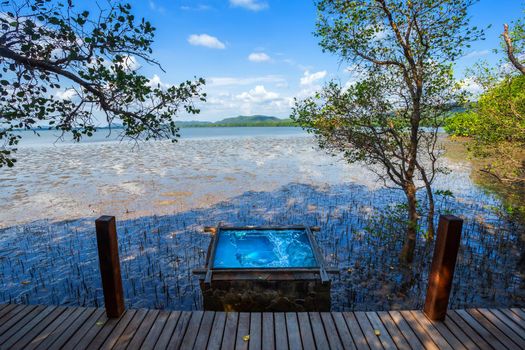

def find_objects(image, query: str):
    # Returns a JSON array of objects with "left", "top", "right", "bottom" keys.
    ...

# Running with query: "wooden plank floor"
[{"left": 0, "top": 304, "right": 524, "bottom": 349}]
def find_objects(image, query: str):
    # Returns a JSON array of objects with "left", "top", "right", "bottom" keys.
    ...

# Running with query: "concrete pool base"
[{"left": 194, "top": 269, "right": 332, "bottom": 312}]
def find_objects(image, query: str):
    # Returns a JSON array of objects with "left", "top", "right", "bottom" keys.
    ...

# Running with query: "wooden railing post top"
[
  {"left": 439, "top": 215, "right": 463, "bottom": 222},
  {"left": 96, "top": 215, "right": 116, "bottom": 223}
]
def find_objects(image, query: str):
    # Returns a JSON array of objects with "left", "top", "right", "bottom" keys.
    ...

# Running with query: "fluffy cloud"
[
  {"left": 295, "top": 70, "right": 328, "bottom": 99},
  {"left": 248, "top": 52, "right": 271, "bottom": 63},
  {"left": 233, "top": 86, "right": 292, "bottom": 116},
  {"left": 183, "top": 68, "right": 326, "bottom": 119},
  {"left": 188, "top": 34, "right": 226, "bottom": 49},
  {"left": 122, "top": 55, "right": 140, "bottom": 72},
  {"left": 300, "top": 70, "right": 327, "bottom": 86},
  {"left": 229, "top": 0, "right": 268, "bottom": 11},
  {"left": 55, "top": 88, "right": 77, "bottom": 100},
  {"left": 194, "top": 85, "right": 291, "bottom": 118},
  {"left": 147, "top": 74, "right": 171, "bottom": 89},
  {"left": 459, "top": 77, "right": 484, "bottom": 97},
  {"left": 235, "top": 85, "right": 279, "bottom": 103},
  {"left": 207, "top": 75, "right": 286, "bottom": 87}
]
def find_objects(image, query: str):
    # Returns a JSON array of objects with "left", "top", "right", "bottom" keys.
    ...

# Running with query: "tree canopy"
[
  {"left": 293, "top": 0, "right": 482, "bottom": 263},
  {"left": 443, "top": 10, "right": 525, "bottom": 244},
  {"left": 445, "top": 10, "right": 525, "bottom": 187},
  {"left": 0, "top": 0, "right": 206, "bottom": 167}
]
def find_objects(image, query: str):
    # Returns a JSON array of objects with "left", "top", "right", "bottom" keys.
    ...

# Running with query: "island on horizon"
[{"left": 176, "top": 115, "right": 297, "bottom": 128}]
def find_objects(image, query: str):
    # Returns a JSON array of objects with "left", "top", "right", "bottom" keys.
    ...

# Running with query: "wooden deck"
[{"left": 0, "top": 304, "right": 524, "bottom": 349}]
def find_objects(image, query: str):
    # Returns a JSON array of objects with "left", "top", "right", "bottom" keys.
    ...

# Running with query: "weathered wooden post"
[
  {"left": 424, "top": 215, "right": 463, "bottom": 321},
  {"left": 95, "top": 215, "right": 125, "bottom": 318}
]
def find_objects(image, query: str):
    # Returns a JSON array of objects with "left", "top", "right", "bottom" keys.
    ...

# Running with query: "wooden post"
[
  {"left": 424, "top": 215, "right": 463, "bottom": 321},
  {"left": 95, "top": 215, "right": 125, "bottom": 318}
]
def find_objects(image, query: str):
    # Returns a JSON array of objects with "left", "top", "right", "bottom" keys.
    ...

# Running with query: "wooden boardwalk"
[{"left": 0, "top": 304, "right": 524, "bottom": 349}]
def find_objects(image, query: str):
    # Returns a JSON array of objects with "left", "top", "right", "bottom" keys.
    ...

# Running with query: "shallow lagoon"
[{"left": 0, "top": 128, "right": 523, "bottom": 311}]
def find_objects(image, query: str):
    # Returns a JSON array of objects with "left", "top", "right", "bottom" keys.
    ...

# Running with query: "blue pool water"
[{"left": 213, "top": 229, "right": 318, "bottom": 268}]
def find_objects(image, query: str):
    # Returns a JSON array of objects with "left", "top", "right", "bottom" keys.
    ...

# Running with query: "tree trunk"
[
  {"left": 503, "top": 24, "right": 525, "bottom": 75},
  {"left": 400, "top": 182, "right": 418, "bottom": 264},
  {"left": 416, "top": 163, "right": 435, "bottom": 241},
  {"left": 423, "top": 182, "right": 435, "bottom": 241},
  {"left": 426, "top": 197, "right": 435, "bottom": 241}
]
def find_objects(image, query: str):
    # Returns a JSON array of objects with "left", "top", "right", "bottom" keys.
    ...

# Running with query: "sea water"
[{"left": 213, "top": 229, "right": 318, "bottom": 268}]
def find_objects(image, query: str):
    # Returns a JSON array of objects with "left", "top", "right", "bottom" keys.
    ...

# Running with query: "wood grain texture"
[{"left": 0, "top": 304, "right": 523, "bottom": 350}]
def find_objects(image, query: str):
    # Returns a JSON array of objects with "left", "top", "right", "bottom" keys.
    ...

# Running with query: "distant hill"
[
  {"left": 177, "top": 115, "right": 297, "bottom": 127},
  {"left": 26, "top": 115, "right": 296, "bottom": 131},
  {"left": 219, "top": 115, "right": 282, "bottom": 124}
]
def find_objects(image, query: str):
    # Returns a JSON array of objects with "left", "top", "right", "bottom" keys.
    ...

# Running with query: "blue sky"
[{"left": 122, "top": 0, "right": 524, "bottom": 121}]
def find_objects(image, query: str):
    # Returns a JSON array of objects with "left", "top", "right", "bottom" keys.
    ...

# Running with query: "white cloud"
[
  {"left": 248, "top": 52, "right": 271, "bottom": 63},
  {"left": 233, "top": 86, "right": 290, "bottom": 116},
  {"left": 207, "top": 75, "right": 286, "bottom": 87},
  {"left": 192, "top": 85, "right": 292, "bottom": 119},
  {"left": 459, "top": 77, "right": 483, "bottom": 97},
  {"left": 463, "top": 50, "right": 490, "bottom": 59},
  {"left": 122, "top": 55, "right": 140, "bottom": 71},
  {"left": 296, "top": 70, "right": 328, "bottom": 99},
  {"left": 147, "top": 74, "right": 171, "bottom": 89},
  {"left": 148, "top": 0, "right": 165, "bottom": 13},
  {"left": 200, "top": 76, "right": 291, "bottom": 118},
  {"left": 55, "top": 88, "right": 77, "bottom": 100},
  {"left": 373, "top": 29, "right": 388, "bottom": 41},
  {"left": 180, "top": 4, "right": 212, "bottom": 11},
  {"left": 188, "top": 34, "right": 226, "bottom": 49},
  {"left": 182, "top": 68, "right": 326, "bottom": 120},
  {"left": 235, "top": 85, "right": 279, "bottom": 103},
  {"left": 300, "top": 70, "right": 327, "bottom": 86},
  {"left": 342, "top": 65, "right": 366, "bottom": 90},
  {"left": 229, "top": 0, "right": 268, "bottom": 11}
]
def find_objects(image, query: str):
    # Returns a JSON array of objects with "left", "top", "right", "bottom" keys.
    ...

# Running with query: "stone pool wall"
[{"left": 199, "top": 277, "right": 331, "bottom": 312}]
